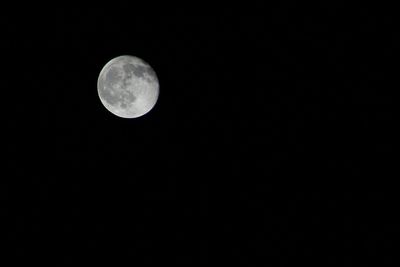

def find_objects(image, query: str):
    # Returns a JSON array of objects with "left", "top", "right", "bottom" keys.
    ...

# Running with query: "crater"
[
  {"left": 105, "top": 67, "right": 122, "bottom": 87},
  {"left": 123, "top": 63, "right": 149, "bottom": 78}
]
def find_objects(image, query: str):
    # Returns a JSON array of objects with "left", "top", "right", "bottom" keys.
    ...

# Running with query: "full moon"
[{"left": 97, "top": 55, "right": 159, "bottom": 118}]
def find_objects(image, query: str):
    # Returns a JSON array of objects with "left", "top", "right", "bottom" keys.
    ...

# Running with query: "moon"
[{"left": 97, "top": 55, "right": 159, "bottom": 118}]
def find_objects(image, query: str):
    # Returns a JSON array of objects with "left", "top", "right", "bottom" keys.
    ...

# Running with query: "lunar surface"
[{"left": 97, "top": 55, "right": 159, "bottom": 118}]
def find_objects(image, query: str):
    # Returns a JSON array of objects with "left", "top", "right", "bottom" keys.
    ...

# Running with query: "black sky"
[{"left": 2, "top": 6, "right": 396, "bottom": 265}]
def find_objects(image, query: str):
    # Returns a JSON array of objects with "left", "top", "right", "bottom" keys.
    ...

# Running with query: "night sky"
[{"left": 3, "top": 6, "right": 395, "bottom": 265}]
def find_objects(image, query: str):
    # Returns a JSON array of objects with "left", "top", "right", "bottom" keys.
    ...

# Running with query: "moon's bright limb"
[{"left": 97, "top": 55, "right": 159, "bottom": 118}]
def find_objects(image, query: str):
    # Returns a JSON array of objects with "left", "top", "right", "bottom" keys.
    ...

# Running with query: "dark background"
[{"left": 2, "top": 5, "right": 396, "bottom": 265}]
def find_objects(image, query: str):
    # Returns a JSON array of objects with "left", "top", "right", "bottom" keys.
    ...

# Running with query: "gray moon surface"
[{"left": 97, "top": 55, "right": 159, "bottom": 118}]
